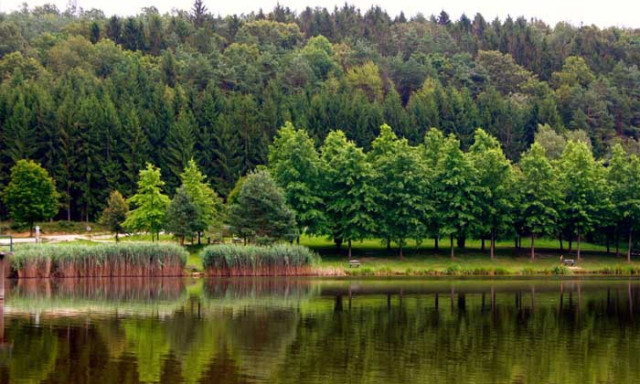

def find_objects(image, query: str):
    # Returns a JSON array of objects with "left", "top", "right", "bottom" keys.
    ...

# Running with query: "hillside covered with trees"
[{"left": 0, "top": 1, "right": 639, "bottom": 222}]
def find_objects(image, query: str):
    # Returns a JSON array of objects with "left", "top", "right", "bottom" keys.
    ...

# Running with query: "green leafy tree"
[
  {"left": 519, "top": 143, "right": 562, "bottom": 259},
  {"left": 608, "top": 145, "right": 640, "bottom": 262},
  {"left": 180, "top": 159, "right": 223, "bottom": 244},
  {"left": 321, "top": 130, "right": 376, "bottom": 258},
  {"left": 227, "top": 170, "right": 297, "bottom": 243},
  {"left": 423, "top": 127, "right": 446, "bottom": 249},
  {"left": 469, "top": 129, "right": 515, "bottom": 259},
  {"left": 123, "top": 163, "right": 170, "bottom": 241},
  {"left": 165, "top": 186, "right": 200, "bottom": 245},
  {"left": 435, "top": 135, "right": 480, "bottom": 258},
  {"left": 268, "top": 122, "right": 326, "bottom": 239},
  {"left": 369, "top": 124, "right": 429, "bottom": 257},
  {"left": 3, "top": 159, "right": 59, "bottom": 236},
  {"left": 99, "top": 190, "right": 129, "bottom": 242},
  {"left": 557, "top": 141, "right": 608, "bottom": 259}
]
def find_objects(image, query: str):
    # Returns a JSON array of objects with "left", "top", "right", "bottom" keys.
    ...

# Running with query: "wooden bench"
[
  {"left": 349, "top": 259, "right": 361, "bottom": 268},
  {"left": 563, "top": 259, "right": 576, "bottom": 266}
]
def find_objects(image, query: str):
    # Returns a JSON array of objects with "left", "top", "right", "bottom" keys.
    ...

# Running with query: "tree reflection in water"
[{"left": 0, "top": 278, "right": 639, "bottom": 383}]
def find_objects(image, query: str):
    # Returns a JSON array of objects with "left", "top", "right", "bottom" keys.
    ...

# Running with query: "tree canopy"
[{"left": 2, "top": 159, "right": 59, "bottom": 235}]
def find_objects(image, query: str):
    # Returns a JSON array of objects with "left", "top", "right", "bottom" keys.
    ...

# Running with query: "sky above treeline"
[{"left": 0, "top": 0, "right": 638, "bottom": 28}]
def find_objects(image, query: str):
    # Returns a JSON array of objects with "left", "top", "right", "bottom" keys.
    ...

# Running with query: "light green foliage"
[
  {"left": 227, "top": 170, "right": 298, "bottom": 243},
  {"left": 345, "top": 61, "right": 383, "bottom": 102},
  {"left": 608, "top": 144, "right": 640, "bottom": 260},
  {"left": 165, "top": 186, "right": 200, "bottom": 245},
  {"left": 369, "top": 124, "right": 429, "bottom": 256},
  {"left": 519, "top": 143, "right": 562, "bottom": 256},
  {"left": 3, "top": 159, "right": 59, "bottom": 234},
  {"left": 321, "top": 130, "right": 376, "bottom": 255},
  {"left": 99, "top": 190, "right": 129, "bottom": 241},
  {"left": 123, "top": 163, "right": 170, "bottom": 241},
  {"left": 557, "top": 141, "right": 609, "bottom": 257},
  {"left": 469, "top": 129, "right": 515, "bottom": 257},
  {"left": 269, "top": 122, "right": 326, "bottom": 236},
  {"left": 534, "top": 124, "right": 566, "bottom": 160},
  {"left": 434, "top": 135, "right": 480, "bottom": 257},
  {"left": 180, "top": 159, "right": 223, "bottom": 235},
  {"left": 300, "top": 35, "right": 337, "bottom": 81}
]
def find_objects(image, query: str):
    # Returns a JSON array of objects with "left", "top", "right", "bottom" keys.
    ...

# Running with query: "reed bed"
[
  {"left": 202, "top": 244, "right": 319, "bottom": 276},
  {"left": 11, "top": 243, "right": 188, "bottom": 278}
]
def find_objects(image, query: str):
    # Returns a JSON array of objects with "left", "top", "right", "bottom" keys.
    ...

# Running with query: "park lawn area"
[{"left": 301, "top": 235, "right": 637, "bottom": 276}]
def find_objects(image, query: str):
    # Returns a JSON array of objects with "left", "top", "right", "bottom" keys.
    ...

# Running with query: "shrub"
[
  {"left": 445, "top": 264, "right": 462, "bottom": 275},
  {"left": 201, "top": 244, "right": 319, "bottom": 276},
  {"left": 11, "top": 243, "right": 187, "bottom": 278}
]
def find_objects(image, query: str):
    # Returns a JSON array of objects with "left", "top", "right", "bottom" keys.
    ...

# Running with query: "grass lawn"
[{"left": 300, "top": 236, "right": 638, "bottom": 276}]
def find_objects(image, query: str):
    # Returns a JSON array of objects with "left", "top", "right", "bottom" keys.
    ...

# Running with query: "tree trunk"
[
  {"left": 490, "top": 230, "right": 495, "bottom": 260},
  {"left": 386, "top": 237, "right": 391, "bottom": 251},
  {"left": 628, "top": 228, "right": 633, "bottom": 263},
  {"left": 559, "top": 234, "right": 564, "bottom": 251},
  {"left": 514, "top": 237, "right": 518, "bottom": 249},
  {"left": 577, "top": 230, "right": 582, "bottom": 260},
  {"left": 568, "top": 239, "right": 573, "bottom": 253},
  {"left": 450, "top": 234, "right": 455, "bottom": 259},
  {"left": 297, "top": 236, "right": 300, "bottom": 245},
  {"left": 616, "top": 233, "right": 620, "bottom": 258},
  {"left": 198, "top": 232, "right": 202, "bottom": 245},
  {"left": 180, "top": 235, "right": 185, "bottom": 246},
  {"left": 481, "top": 237, "right": 485, "bottom": 251},
  {"left": 116, "top": 232, "right": 119, "bottom": 243},
  {"left": 399, "top": 243, "right": 403, "bottom": 259},
  {"left": 348, "top": 239, "right": 352, "bottom": 259},
  {"left": 531, "top": 234, "right": 535, "bottom": 260},
  {"left": 606, "top": 234, "right": 610, "bottom": 254},
  {"left": 434, "top": 237, "right": 439, "bottom": 251},
  {"left": 30, "top": 224, "right": 34, "bottom": 238},
  {"left": 457, "top": 236, "right": 466, "bottom": 249}
]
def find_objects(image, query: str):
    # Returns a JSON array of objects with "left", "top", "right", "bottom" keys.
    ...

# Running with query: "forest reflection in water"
[{"left": 0, "top": 277, "right": 639, "bottom": 383}]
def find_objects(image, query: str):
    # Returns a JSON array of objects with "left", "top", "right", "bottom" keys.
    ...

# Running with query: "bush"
[
  {"left": 553, "top": 265, "right": 572, "bottom": 275},
  {"left": 11, "top": 243, "right": 187, "bottom": 278},
  {"left": 445, "top": 264, "right": 462, "bottom": 275},
  {"left": 201, "top": 244, "right": 319, "bottom": 276}
]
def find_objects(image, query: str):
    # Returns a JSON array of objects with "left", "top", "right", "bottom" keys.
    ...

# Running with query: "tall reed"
[
  {"left": 11, "top": 243, "right": 188, "bottom": 278},
  {"left": 201, "top": 244, "right": 319, "bottom": 276}
]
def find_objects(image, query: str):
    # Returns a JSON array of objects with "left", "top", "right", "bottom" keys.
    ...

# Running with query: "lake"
[{"left": 1, "top": 277, "right": 639, "bottom": 383}]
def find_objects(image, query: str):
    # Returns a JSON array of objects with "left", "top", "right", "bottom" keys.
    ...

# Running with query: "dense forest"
[{"left": 0, "top": 1, "right": 639, "bottom": 221}]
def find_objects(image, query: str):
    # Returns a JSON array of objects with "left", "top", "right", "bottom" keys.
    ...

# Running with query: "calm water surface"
[{"left": 1, "top": 277, "right": 639, "bottom": 383}]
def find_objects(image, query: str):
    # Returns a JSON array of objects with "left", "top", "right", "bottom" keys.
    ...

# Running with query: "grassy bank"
[
  {"left": 11, "top": 243, "right": 187, "bottom": 278},
  {"left": 301, "top": 236, "right": 639, "bottom": 276}
]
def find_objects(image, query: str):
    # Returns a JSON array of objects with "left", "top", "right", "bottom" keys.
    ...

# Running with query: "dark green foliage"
[
  {"left": 165, "top": 186, "right": 200, "bottom": 245},
  {"left": 0, "top": 4, "right": 637, "bottom": 228},
  {"left": 227, "top": 170, "right": 298, "bottom": 243},
  {"left": 99, "top": 190, "right": 129, "bottom": 242}
]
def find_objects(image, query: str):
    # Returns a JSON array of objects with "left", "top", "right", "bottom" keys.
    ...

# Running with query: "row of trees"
[
  {"left": 268, "top": 122, "right": 640, "bottom": 261},
  {"left": 5, "top": 122, "right": 640, "bottom": 262},
  {"left": 0, "top": 3, "right": 639, "bottom": 221}
]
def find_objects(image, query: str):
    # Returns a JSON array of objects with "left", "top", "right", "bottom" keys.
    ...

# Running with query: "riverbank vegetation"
[
  {"left": 201, "top": 244, "right": 318, "bottom": 276},
  {"left": 11, "top": 243, "right": 187, "bottom": 278}
]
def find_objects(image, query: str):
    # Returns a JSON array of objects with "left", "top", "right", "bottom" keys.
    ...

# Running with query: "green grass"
[{"left": 300, "top": 235, "right": 638, "bottom": 276}]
